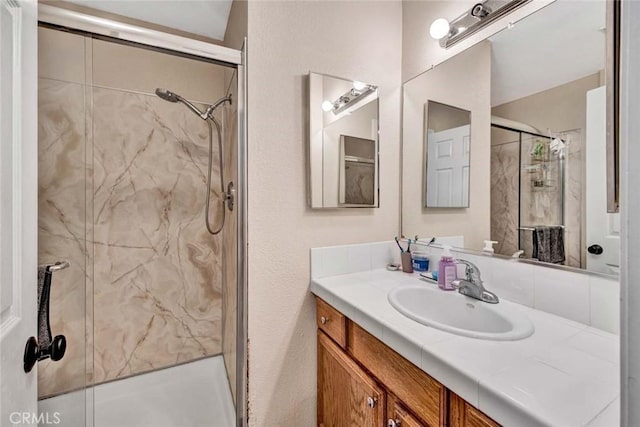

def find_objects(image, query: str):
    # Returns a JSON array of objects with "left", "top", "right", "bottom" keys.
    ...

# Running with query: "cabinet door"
[
  {"left": 449, "top": 392, "right": 500, "bottom": 427},
  {"left": 348, "top": 323, "right": 445, "bottom": 426},
  {"left": 387, "top": 394, "right": 426, "bottom": 427},
  {"left": 318, "top": 331, "right": 385, "bottom": 427}
]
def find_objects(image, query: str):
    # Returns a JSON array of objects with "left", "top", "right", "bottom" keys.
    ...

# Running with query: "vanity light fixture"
[
  {"left": 323, "top": 84, "right": 377, "bottom": 115},
  {"left": 431, "top": 0, "right": 531, "bottom": 48},
  {"left": 352, "top": 81, "right": 367, "bottom": 91},
  {"left": 321, "top": 100, "right": 334, "bottom": 112},
  {"left": 429, "top": 18, "right": 451, "bottom": 40}
]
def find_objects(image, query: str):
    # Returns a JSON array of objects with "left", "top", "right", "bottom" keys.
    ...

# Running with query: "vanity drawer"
[
  {"left": 348, "top": 322, "right": 445, "bottom": 427},
  {"left": 316, "top": 297, "right": 347, "bottom": 348}
]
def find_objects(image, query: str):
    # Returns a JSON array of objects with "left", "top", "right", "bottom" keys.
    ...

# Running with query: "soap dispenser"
[
  {"left": 483, "top": 240, "right": 498, "bottom": 254},
  {"left": 437, "top": 245, "right": 457, "bottom": 291}
]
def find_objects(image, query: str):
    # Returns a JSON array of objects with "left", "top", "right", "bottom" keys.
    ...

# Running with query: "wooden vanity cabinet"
[
  {"left": 448, "top": 392, "right": 500, "bottom": 427},
  {"left": 316, "top": 297, "right": 501, "bottom": 427},
  {"left": 387, "top": 394, "right": 427, "bottom": 427},
  {"left": 348, "top": 323, "right": 445, "bottom": 426},
  {"left": 318, "top": 331, "right": 385, "bottom": 427}
]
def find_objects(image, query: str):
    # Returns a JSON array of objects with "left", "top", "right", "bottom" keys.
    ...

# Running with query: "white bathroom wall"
[
  {"left": 246, "top": 2, "right": 402, "bottom": 426},
  {"left": 311, "top": 241, "right": 620, "bottom": 335}
]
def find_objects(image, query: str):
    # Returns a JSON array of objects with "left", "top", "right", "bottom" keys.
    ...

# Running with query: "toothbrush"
[
  {"left": 407, "top": 239, "right": 412, "bottom": 253},
  {"left": 394, "top": 236, "right": 405, "bottom": 253}
]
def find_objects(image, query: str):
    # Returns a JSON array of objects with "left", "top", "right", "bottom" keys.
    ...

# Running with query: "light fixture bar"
[
  {"left": 331, "top": 85, "right": 376, "bottom": 115},
  {"left": 441, "top": 0, "right": 531, "bottom": 49}
]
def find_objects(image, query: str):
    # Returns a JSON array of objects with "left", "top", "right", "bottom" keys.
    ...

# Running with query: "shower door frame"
[{"left": 37, "top": 5, "right": 249, "bottom": 427}]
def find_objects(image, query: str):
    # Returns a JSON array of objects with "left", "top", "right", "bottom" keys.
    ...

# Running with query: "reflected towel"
[{"left": 532, "top": 226, "right": 565, "bottom": 264}]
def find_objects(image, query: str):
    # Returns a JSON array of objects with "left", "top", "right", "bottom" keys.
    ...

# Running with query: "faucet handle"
[{"left": 456, "top": 259, "right": 481, "bottom": 283}]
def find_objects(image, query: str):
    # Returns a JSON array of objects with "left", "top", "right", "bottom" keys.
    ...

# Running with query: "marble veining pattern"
[
  {"left": 564, "top": 131, "right": 584, "bottom": 268},
  {"left": 91, "top": 87, "right": 222, "bottom": 383},
  {"left": 490, "top": 141, "right": 519, "bottom": 257},
  {"left": 38, "top": 78, "right": 89, "bottom": 398},
  {"left": 221, "top": 69, "right": 239, "bottom": 405},
  {"left": 344, "top": 162, "right": 375, "bottom": 205},
  {"left": 38, "top": 32, "right": 231, "bottom": 398}
]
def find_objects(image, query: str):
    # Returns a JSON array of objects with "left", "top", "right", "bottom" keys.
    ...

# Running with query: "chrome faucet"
[{"left": 451, "top": 259, "right": 499, "bottom": 304}]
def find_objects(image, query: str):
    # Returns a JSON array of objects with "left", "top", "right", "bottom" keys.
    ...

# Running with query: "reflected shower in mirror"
[
  {"left": 308, "top": 72, "right": 379, "bottom": 208},
  {"left": 425, "top": 101, "right": 471, "bottom": 208},
  {"left": 401, "top": 0, "right": 617, "bottom": 275}
]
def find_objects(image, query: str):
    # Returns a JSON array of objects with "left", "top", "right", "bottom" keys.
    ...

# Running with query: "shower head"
[
  {"left": 155, "top": 87, "right": 208, "bottom": 119},
  {"left": 155, "top": 88, "right": 232, "bottom": 121},
  {"left": 155, "top": 88, "right": 180, "bottom": 103}
]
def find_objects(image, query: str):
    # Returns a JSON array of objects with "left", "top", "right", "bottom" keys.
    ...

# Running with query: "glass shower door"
[{"left": 37, "top": 25, "right": 93, "bottom": 427}]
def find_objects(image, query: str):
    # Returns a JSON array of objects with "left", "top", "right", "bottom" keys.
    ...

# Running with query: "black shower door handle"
[{"left": 24, "top": 261, "right": 69, "bottom": 373}]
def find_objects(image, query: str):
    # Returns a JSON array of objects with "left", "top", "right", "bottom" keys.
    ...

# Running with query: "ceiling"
[
  {"left": 67, "top": 0, "right": 233, "bottom": 41},
  {"left": 489, "top": 0, "right": 606, "bottom": 106}
]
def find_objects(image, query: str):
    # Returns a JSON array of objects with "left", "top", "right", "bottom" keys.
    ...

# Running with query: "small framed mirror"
[
  {"left": 424, "top": 101, "right": 471, "bottom": 208},
  {"left": 308, "top": 72, "right": 379, "bottom": 208}
]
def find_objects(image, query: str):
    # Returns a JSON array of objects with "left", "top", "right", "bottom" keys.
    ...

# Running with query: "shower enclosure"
[
  {"left": 490, "top": 125, "right": 568, "bottom": 262},
  {"left": 29, "top": 6, "right": 246, "bottom": 426}
]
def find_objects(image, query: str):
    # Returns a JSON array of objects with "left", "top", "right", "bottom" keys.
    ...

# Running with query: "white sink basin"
[{"left": 388, "top": 285, "right": 534, "bottom": 341}]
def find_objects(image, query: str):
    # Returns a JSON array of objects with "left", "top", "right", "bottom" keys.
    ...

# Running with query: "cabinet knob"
[
  {"left": 366, "top": 396, "right": 377, "bottom": 408},
  {"left": 388, "top": 420, "right": 401, "bottom": 427},
  {"left": 320, "top": 316, "right": 328, "bottom": 325}
]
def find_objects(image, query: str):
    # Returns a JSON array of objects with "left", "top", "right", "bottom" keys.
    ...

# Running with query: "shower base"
[{"left": 39, "top": 356, "right": 235, "bottom": 427}]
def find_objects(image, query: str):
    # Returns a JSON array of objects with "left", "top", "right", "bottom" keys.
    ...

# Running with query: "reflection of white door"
[
  {"left": 1, "top": 0, "right": 38, "bottom": 422},
  {"left": 426, "top": 125, "right": 470, "bottom": 207},
  {"left": 586, "top": 86, "right": 620, "bottom": 274}
]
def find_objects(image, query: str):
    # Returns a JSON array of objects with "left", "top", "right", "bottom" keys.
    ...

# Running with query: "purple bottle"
[{"left": 437, "top": 245, "right": 457, "bottom": 291}]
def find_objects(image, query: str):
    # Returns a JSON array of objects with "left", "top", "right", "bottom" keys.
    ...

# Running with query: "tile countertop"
[{"left": 310, "top": 269, "right": 620, "bottom": 427}]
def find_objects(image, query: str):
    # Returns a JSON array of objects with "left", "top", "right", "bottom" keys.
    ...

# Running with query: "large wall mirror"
[
  {"left": 308, "top": 72, "right": 379, "bottom": 208},
  {"left": 402, "top": 0, "right": 619, "bottom": 276}
]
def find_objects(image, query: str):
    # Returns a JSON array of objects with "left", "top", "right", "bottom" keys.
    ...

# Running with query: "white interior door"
[
  {"left": 586, "top": 86, "right": 620, "bottom": 274},
  {"left": 0, "top": 0, "right": 38, "bottom": 424},
  {"left": 426, "top": 124, "right": 470, "bottom": 207}
]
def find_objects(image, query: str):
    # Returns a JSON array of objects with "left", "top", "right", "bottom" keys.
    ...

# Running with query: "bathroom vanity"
[
  {"left": 317, "top": 297, "right": 498, "bottom": 427},
  {"left": 311, "top": 256, "right": 619, "bottom": 427}
]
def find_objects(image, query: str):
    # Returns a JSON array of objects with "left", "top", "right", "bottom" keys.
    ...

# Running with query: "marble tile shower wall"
[
  {"left": 221, "top": 66, "right": 239, "bottom": 405},
  {"left": 311, "top": 241, "right": 620, "bottom": 335},
  {"left": 38, "top": 78, "right": 89, "bottom": 398},
  {"left": 38, "top": 28, "right": 227, "bottom": 397},
  {"left": 490, "top": 141, "right": 519, "bottom": 257}
]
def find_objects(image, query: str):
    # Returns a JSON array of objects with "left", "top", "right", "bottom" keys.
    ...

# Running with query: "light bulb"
[
  {"left": 353, "top": 81, "right": 367, "bottom": 91},
  {"left": 321, "top": 100, "right": 334, "bottom": 112},
  {"left": 429, "top": 18, "right": 450, "bottom": 40}
]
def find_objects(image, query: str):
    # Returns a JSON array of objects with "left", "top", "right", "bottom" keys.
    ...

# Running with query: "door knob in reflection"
[{"left": 588, "top": 244, "right": 604, "bottom": 255}]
